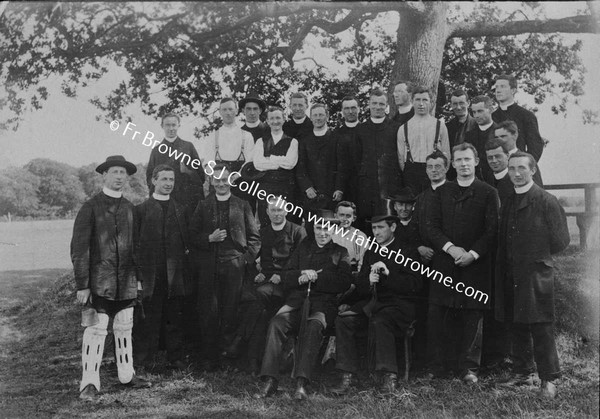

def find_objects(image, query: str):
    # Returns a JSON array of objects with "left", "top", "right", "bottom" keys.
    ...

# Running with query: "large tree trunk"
[{"left": 389, "top": 2, "right": 448, "bottom": 115}]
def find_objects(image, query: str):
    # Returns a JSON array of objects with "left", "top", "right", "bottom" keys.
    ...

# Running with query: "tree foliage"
[{"left": 0, "top": 168, "right": 40, "bottom": 216}]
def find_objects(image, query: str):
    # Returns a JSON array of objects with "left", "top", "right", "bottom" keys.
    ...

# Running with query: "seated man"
[
  {"left": 332, "top": 201, "right": 367, "bottom": 274},
  {"left": 255, "top": 210, "right": 352, "bottom": 401},
  {"left": 388, "top": 187, "right": 420, "bottom": 254},
  {"left": 331, "top": 214, "right": 422, "bottom": 395},
  {"left": 223, "top": 197, "right": 307, "bottom": 374}
]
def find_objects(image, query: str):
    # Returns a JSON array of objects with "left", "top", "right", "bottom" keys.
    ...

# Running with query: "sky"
[{"left": 1, "top": 1, "right": 599, "bottom": 185}]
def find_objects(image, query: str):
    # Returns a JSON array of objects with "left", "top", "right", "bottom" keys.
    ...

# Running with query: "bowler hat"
[
  {"left": 240, "top": 162, "right": 266, "bottom": 181},
  {"left": 388, "top": 187, "right": 416, "bottom": 203},
  {"left": 95, "top": 155, "right": 137, "bottom": 175},
  {"left": 312, "top": 208, "right": 341, "bottom": 226},
  {"left": 239, "top": 93, "right": 266, "bottom": 113}
]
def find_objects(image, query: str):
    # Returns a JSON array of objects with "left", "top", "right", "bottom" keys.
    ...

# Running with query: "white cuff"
[
  {"left": 469, "top": 250, "right": 480, "bottom": 260},
  {"left": 443, "top": 242, "right": 454, "bottom": 253}
]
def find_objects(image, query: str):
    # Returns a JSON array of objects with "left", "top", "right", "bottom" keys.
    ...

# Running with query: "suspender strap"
[
  {"left": 433, "top": 119, "right": 441, "bottom": 150},
  {"left": 403, "top": 123, "right": 413, "bottom": 164},
  {"left": 215, "top": 128, "right": 246, "bottom": 162}
]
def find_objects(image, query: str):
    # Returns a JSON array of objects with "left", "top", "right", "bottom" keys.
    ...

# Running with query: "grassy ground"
[{"left": 0, "top": 248, "right": 598, "bottom": 419}]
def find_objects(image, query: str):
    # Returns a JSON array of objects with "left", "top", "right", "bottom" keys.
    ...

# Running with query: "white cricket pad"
[
  {"left": 79, "top": 313, "right": 109, "bottom": 392},
  {"left": 113, "top": 307, "right": 135, "bottom": 384}
]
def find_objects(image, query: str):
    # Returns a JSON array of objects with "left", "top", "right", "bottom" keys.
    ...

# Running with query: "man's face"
[
  {"left": 290, "top": 98, "right": 307, "bottom": 120},
  {"left": 103, "top": 166, "right": 128, "bottom": 192},
  {"left": 471, "top": 102, "right": 492, "bottom": 126},
  {"left": 314, "top": 224, "right": 333, "bottom": 247},
  {"left": 341, "top": 99, "right": 359, "bottom": 123},
  {"left": 243, "top": 102, "right": 262, "bottom": 124},
  {"left": 267, "top": 202, "right": 287, "bottom": 225},
  {"left": 508, "top": 156, "right": 536, "bottom": 187},
  {"left": 393, "top": 83, "right": 410, "bottom": 107},
  {"left": 393, "top": 202, "right": 414, "bottom": 221},
  {"left": 219, "top": 100, "right": 237, "bottom": 125},
  {"left": 451, "top": 95, "right": 469, "bottom": 118},
  {"left": 368, "top": 95, "right": 387, "bottom": 118},
  {"left": 211, "top": 169, "right": 231, "bottom": 195},
  {"left": 452, "top": 148, "right": 478, "bottom": 179},
  {"left": 161, "top": 116, "right": 180, "bottom": 138},
  {"left": 310, "top": 107, "right": 328, "bottom": 130},
  {"left": 267, "top": 110, "right": 284, "bottom": 130},
  {"left": 371, "top": 221, "right": 395, "bottom": 244},
  {"left": 152, "top": 170, "right": 175, "bottom": 195},
  {"left": 413, "top": 92, "right": 431, "bottom": 116},
  {"left": 335, "top": 205, "right": 356, "bottom": 229},
  {"left": 494, "top": 128, "right": 518, "bottom": 150},
  {"left": 426, "top": 157, "right": 448, "bottom": 183},
  {"left": 494, "top": 79, "right": 515, "bottom": 103},
  {"left": 486, "top": 146, "right": 509, "bottom": 174}
]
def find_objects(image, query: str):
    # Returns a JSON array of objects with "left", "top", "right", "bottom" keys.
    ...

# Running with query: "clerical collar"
[
  {"left": 245, "top": 120, "right": 260, "bottom": 128},
  {"left": 271, "top": 220, "right": 287, "bottom": 231},
  {"left": 400, "top": 218, "right": 411, "bottom": 226},
  {"left": 431, "top": 179, "right": 446, "bottom": 190},
  {"left": 103, "top": 187, "right": 122, "bottom": 198},
  {"left": 344, "top": 121, "right": 358, "bottom": 128},
  {"left": 478, "top": 121, "right": 494, "bottom": 131},
  {"left": 397, "top": 104, "right": 413, "bottom": 114},
  {"left": 271, "top": 131, "right": 284, "bottom": 142},
  {"left": 293, "top": 116, "right": 307, "bottom": 124},
  {"left": 457, "top": 177, "right": 475, "bottom": 187},
  {"left": 152, "top": 193, "right": 170, "bottom": 201},
  {"left": 370, "top": 116, "right": 385, "bottom": 124},
  {"left": 216, "top": 192, "right": 231, "bottom": 201},
  {"left": 508, "top": 147, "right": 518, "bottom": 156},
  {"left": 379, "top": 236, "right": 395, "bottom": 248},
  {"left": 164, "top": 136, "right": 177, "bottom": 143},
  {"left": 499, "top": 100, "right": 515, "bottom": 111},
  {"left": 313, "top": 127, "right": 328, "bottom": 136},
  {"left": 494, "top": 168, "right": 508, "bottom": 180},
  {"left": 515, "top": 180, "right": 534, "bottom": 194}
]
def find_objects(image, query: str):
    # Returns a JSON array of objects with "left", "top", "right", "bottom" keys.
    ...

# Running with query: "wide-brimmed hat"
[
  {"left": 240, "top": 162, "right": 265, "bottom": 181},
  {"left": 388, "top": 187, "right": 416, "bottom": 203},
  {"left": 95, "top": 155, "right": 137, "bottom": 175},
  {"left": 239, "top": 93, "right": 267, "bottom": 113},
  {"left": 312, "top": 209, "right": 341, "bottom": 226}
]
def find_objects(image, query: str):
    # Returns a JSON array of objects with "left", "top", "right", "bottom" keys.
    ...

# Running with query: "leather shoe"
[
  {"left": 330, "top": 372, "right": 354, "bottom": 396},
  {"left": 379, "top": 372, "right": 398, "bottom": 394},
  {"left": 79, "top": 384, "right": 99, "bottom": 401},
  {"left": 123, "top": 375, "right": 152, "bottom": 389},
  {"left": 254, "top": 377, "right": 278, "bottom": 399},
  {"left": 498, "top": 373, "right": 535, "bottom": 387},
  {"left": 223, "top": 336, "right": 243, "bottom": 359},
  {"left": 540, "top": 380, "right": 557, "bottom": 399},
  {"left": 294, "top": 377, "right": 309, "bottom": 401},
  {"left": 462, "top": 372, "right": 478, "bottom": 384}
]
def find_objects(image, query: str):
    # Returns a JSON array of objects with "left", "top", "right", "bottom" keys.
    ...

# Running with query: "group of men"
[{"left": 71, "top": 73, "right": 570, "bottom": 402}]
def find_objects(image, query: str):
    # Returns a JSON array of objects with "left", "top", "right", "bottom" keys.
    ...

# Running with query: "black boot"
[
  {"left": 254, "top": 376, "right": 278, "bottom": 399},
  {"left": 330, "top": 372, "right": 354, "bottom": 396},
  {"left": 380, "top": 372, "right": 398, "bottom": 394},
  {"left": 294, "top": 377, "right": 309, "bottom": 401}
]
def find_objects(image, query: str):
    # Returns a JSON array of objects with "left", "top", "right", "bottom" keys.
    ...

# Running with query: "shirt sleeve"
[
  {"left": 397, "top": 126, "right": 406, "bottom": 171},
  {"left": 242, "top": 131, "right": 255, "bottom": 163},
  {"left": 438, "top": 120, "right": 450, "bottom": 160},
  {"left": 252, "top": 139, "right": 280, "bottom": 171},
  {"left": 270, "top": 138, "right": 298, "bottom": 169}
]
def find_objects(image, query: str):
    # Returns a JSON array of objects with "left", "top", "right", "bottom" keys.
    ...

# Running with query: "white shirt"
[
  {"left": 202, "top": 124, "right": 254, "bottom": 165},
  {"left": 397, "top": 115, "right": 450, "bottom": 169},
  {"left": 332, "top": 226, "right": 367, "bottom": 271},
  {"left": 152, "top": 193, "right": 169, "bottom": 201},
  {"left": 103, "top": 187, "right": 122, "bottom": 198},
  {"left": 515, "top": 180, "right": 535, "bottom": 194},
  {"left": 494, "top": 168, "right": 508, "bottom": 180},
  {"left": 253, "top": 132, "right": 299, "bottom": 171}
]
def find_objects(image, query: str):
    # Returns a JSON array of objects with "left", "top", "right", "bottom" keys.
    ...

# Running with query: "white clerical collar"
[
  {"left": 400, "top": 218, "right": 411, "bottom": 226},
  {"left": 164, "top": 136, "right": 177, "bottom": 143},
  {"left": 494, "top": 168, "right": 508, "bottom": 180},
  {"left": 515, "top": 180, "right": 534, "bottom": 194},
  {"left": 499, "top": 100, "right": 515, "bottom": 111},
  {"left": 313, "top": 127, "right": 328, "bottom": 136},
  {"left": 271, "top": 220, "right": 287, "bottom": 231},
  {"left": 245, "top": 120, "right": 260, "bottom": 128},
  {"left": 379, "top": 236, "right": 395, "bottom": 248},
  {"left": 216, "top": 192, "right": 231, "bottom": 201},
  {"left": 152, "top": 193, "right": 170, "bottom": 201},
  {"left": 293, "top": 116, "right": 307, "bottom": 124},
  {"left": 478, "top": 121, "right": 494, "bottom": 131},
  {"left": 103, "top": 187, "right": 122, "bottom": 198},
  {"left": 397, "top": 104, "right": 413, "bottom": 114},
  {"left": 457, "top": 177, "right": 475, "bottom": 187},
  {"left": 370, "top": 116, "right": 385, "bottom": 124},
  {"left": 431, "top": 179, "right": 446, "bottom": 190},
  {"left": 344, "top": 121, "right": 358, "bottom": 128},
  {"left": 271, "top": 131, "right": 284, "bottom": 142},
  {"left": 508, "top": 147, "right": 518, "bottom": 156}
]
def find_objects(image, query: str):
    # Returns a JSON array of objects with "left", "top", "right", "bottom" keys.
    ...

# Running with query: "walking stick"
[{"left": 292, "top": 269, "right": 322, "bottom": 377}]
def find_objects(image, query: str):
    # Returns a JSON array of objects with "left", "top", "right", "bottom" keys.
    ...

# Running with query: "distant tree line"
[{"left": 0, "top": 158, "right": 148, "bottom": 220}]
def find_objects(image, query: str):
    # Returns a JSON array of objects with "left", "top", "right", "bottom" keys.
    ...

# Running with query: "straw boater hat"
[
  {"left": 95, "top": 155, "right": 137, "bottom": 175},
  {"left": 239, "top": 93, "right": 267, "bottom": 113}
]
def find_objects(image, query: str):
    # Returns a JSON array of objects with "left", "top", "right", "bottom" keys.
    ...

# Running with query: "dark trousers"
[
  {"left": 260, "top": 310, "right": 324, "bottom": 381},
  {"left": 198, "top": 256, "right": 245, "bottom": 360},
  {"left": 509, "top": 322, "right": 560, "bottom": 381},
  {"left": 403, "top": 161, "right": 429, "bottom": 196},
  {"left": 335, "top": 313, "right": 368, "bottom": 374},
  {"left": 482, "top": 310, "right": 510, "bottom": 366},
  {"left": 427, "top": 304, "right": 483, "bottom": 375}
]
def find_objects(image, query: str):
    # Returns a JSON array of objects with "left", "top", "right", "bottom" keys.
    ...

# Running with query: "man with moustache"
[
  {"left": 296, "top": 103, "right": 343, "bottom": 212},
  {"left": 484, "top": 138, "right": 513, "bottom": 208},
  {"left": 240, "top": 94, "right": 269, "bottom": 142},
  {"left": 495, "top": 152, "right": 569, "bottom": 398},
  {"left": 494, "top": 120, "right": 543, "bottom": 186},
  {"left": 334, "top": 96, "right": 362, "bottom": 204},
  {"left": 355, "top": 88, "right": 403, "bottom": 231},
  {"left": 146, "top": 113, "right": 205, "bottom": 210},
  {"left": 425, "top": 143, "right": 498, "bottom": 384},
  {"left": 464, "top": 95, "right": 498, "bottom": 184},
  {"left": 283, "top": 92, "right": 313, "bottom": 142},
  {"left": 397, "top": 86, "right": 450, "bottom": 195},
  {"left": 391, "top": 80, "right": 415, "bottom": 127}
]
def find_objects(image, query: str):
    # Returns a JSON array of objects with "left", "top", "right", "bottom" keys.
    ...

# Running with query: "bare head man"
[
  {"left": 310, "top": 103, "right": 329, "bottom": 130},
  {"left": 494, "top": 74, "right": 517, "bottom": 105},
  {"left": 508, "top": 151, "right": 537, "bottom": 188},
  {"left": 450, "top": 89, "right": 470, "bottom": 121},
  {"left": 267, "top": 196, "right": 288, "bottom": 226},
  {"left": 452, "top": 142, "right": 479, "bottom": 181},
  {"left": 371, "top": 217, "right": 397, "bottom": 245},
  {"left": 393, "top": 81, "right": 414, "bottom": 107},
  {"left": 266, "top": 106, "right": 285, "bottom": 133},
  {"left": 470, "top": 95, "right": 494, "bottom": 126},
  {"left": 161, "top": 113, "right": 181, "bottom": 141},
  {"left": 219, "top": 98, "right": 238, "bottom": 126},
  {"left": 412, "top": 86, "right": 434, "bottom": 116},
  {"left": 152, "top": 164, "right": 175, "bottom": 196},
  {"left": 242, "top": 99, "right": 263, "bottom": 124},
  {"left": 290, "top": 92, "right": 309, "bottom": 120},
  {"left": 210, "top": 164, "right": 232, "bottom": 196},
  {"left": 341, "top": 96, "right": 359, "bottom": 123},
  {"left": 494, "top": 120, "right": 518, "bottom": 152},
  {"left": 335, "top": 201, "right": 357, "bottom": 229},
  {"left": 485, "top": 138, "right": 509, "bottom": 175},
  {"left": 368, "top": 88, "right": 388, "bottom": 119}
]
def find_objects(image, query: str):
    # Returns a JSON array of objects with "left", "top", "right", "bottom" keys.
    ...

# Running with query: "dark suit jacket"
[
  {"left": 486, "top": 172, "right": 513, "bottom": 209},
  {"left": 296, "top": 129, "right": 341, "bottom": 199},
  {"left": 446, "top": 114, "right": 477, "bottom": 149},
  {"left": 283, "top": 117, "right": 313, "bottom": 142},
  {"left": 392, "top": 108, "right": 415, "bottom": 128},
  {"left": 135, "top": 197, "right": 191, "bottom": 298},
  {"left": 426, "top": 179, "right": 499, "bottom": 309},
  {"left": 259, "top": 221, "right": 307, "bottom": 277},
  {"left": 464, "top": 123, "right": 497, "bottom": 184},
  {"left": 495, "top": 184, "right": 569, "bottom": 323},
  {"left": 334, "top": 123, "right": 361, "bottom": 201}
]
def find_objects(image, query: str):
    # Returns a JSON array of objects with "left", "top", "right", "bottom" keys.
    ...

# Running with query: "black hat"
[
  {"left": 240, "top": 162, "right": 265, "bottom": 181},
  {"left": 312, "top": 208, "right": 341, "bottom": 226},
  {"left": 95, "top": 155, "right": 137, "bottom": 175},
  {"left": 239, "top": 93, "right": 267, "bottom": 113},
  {"left": 388, "top": 187, "right": 416, "bottom": 203},
  {"left": 367, "top": 214, "right": 400, "bottom": 224}
]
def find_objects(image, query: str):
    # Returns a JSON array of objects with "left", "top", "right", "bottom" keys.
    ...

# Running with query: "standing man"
[
  {"left": 240, "top": 93, "right": 269, "bottom": 142},
  {"left": 391, "top": 80, "right": 415, "bottom": 127},
  {"left": 464, "top": 95, "right": 498, "bottom": 184},
  {"left": 397, "top": 86, "right": 450, "bottom": 195},
  {"left": 190, "top": 164, "right": 260, "bottom": 370},
  {"left": 133, "top": 164, "right": 191, "bottom": 370},
  {"left": 146, "top": 113, "right": 205, "bottom": 210},
  {"left": 296, "top": 103, "right": 343, "bottom": 212},
  {"left": 283, "top": 92, "right": 314, "bottom": 142},
  {"left": 484, "top": 138, "right": 513, "bottom": 208},
  {"left": 72, "top": 155, "right": 151, "bottom": 401},
  {"left": 355, "top": 88, "right": 403, "bottom": 231},
  {"left": 492, "top": 74, "right": 544, "bottom": 185},
  {"left": 495, "top": 152, "right": 569, "bottom": 398},
  {"left": 388, "top": 187, "right": 420, "bottom": 254},
  {"left": 425, "top": 143, "right": 499, "bottom": 384},
  {"left": 445, "top": 89, "right": 477, "bottom": 181},
  {"left": 334, "top": 96, "right": 361, "bottom": 204}
]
